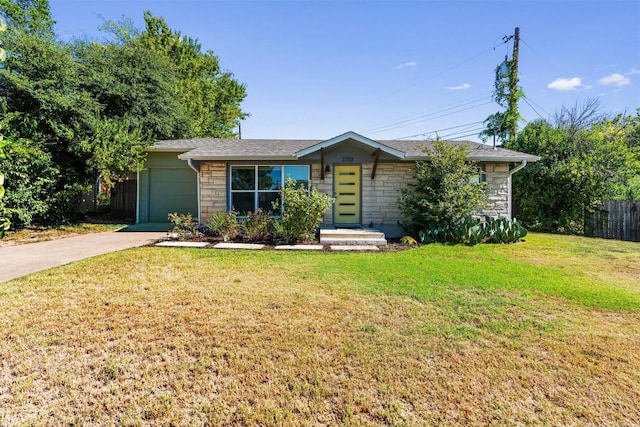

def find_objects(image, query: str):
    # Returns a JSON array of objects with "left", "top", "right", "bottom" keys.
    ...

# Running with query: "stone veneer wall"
[
  {"left": 199, "top": 162, "right": 227, "bottom": 223},
  {"left": 361, "top": 162, "right": 415, "bottom": 226},
  {"left": 198, "top": 161, "right": 510, "bottom": 226},
  {"left": 477, "top": 163, "right": 510, "bottom": 218},
  {"left": 311, "top": 163, "right": 334, "bottom": 224}
]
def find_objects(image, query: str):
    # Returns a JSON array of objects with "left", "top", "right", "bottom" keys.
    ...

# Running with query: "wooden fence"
[
  {"left": 586, "top": 200, "right": 640, "bottom": 242},
  {"left": 110, "top": 180, "right": 137, "bottom": 219}
]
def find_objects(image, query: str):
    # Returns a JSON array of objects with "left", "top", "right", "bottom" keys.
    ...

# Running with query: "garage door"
[{"left": 148, "top": 168, "right": 198, "bottom": 222}]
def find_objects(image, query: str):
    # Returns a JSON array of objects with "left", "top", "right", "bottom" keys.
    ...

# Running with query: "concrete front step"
[{"left": 320, "top": 228, "right": 387, "bottom": 246}]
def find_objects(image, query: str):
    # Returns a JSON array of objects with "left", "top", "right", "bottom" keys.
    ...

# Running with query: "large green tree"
[
  {"left": 505, "top": 101, "right": 640, "bottom": 234},
  {"left": 0, "top": 1, "right": 247, "bottom": 227},
  {"left": 0, "top": 0, "right": 92, "bottom": 225}
]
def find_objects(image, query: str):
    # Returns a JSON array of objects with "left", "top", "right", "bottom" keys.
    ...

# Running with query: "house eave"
[
  {"left": 177, "top": 154, "right": 299, "bottom": 162},
  {"left": 404, "top": 155, "right": 541, "bottom": 162},
  {"left": 149, "top": 147, "right": 194, "bottom": 153}
]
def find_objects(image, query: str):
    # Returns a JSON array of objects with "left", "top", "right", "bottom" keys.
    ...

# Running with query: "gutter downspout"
[
  {"left": 135, "top": 170, "right": 140, "bottom": 224},
  {"left": 187, "top": 159, "right": 201, "bottom": 225},
  {"left": 508, "top": 160, "right": 527, "bottom": 219}
]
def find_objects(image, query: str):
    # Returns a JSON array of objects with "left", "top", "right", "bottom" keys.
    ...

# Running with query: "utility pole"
[
  {"left": 508, "top": 27, "right": 520, "bottom": 144},
  {"left": 481, "top": 27, "right": 522, "bottom": 146}
]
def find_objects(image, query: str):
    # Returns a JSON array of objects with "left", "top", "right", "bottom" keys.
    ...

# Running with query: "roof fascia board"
[
  {"left": 149, "top": 147, "right": 195, "bottom": 153},
  {"left": 404, "top": 155, "right": 541, "bottom": 162},
  {"left": 295, "top": 131, "right": 406, "bottom": 159},
  {"left": 178, "top": 154, "right": 298, "bottom": 161}
]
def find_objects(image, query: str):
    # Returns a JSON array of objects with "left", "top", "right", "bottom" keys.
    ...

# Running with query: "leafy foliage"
[
  {"left": 205, "top": 210, "right": 239, "bottom": 241},
  {"left": 481, "top": 56, "right": 523, "bottom": 145},
  {"left": 168, "top": 212, "right": 199, "bottom": 240},
  {"left": 419, "top": 216, "right": 527, "bottom": 246},
  {"left": 505, "top": 103, "right": 640, "bottom": 233},
  {"left": 0, "top": 2, "right": 247, "bottom": 228},
  {"left": 239, "top": 209, "right": 273, "bottom": 241},
  {"left": 272, "top": 177, "right": 333, "bottom": 244},
  {"left": 399, "top": 140, "right": 489, "bottom": 235},
  {"left": 0, "top": 18, "right": 8, "bottom": 238}
]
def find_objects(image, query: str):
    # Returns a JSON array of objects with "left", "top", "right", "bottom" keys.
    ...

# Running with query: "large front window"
[{"left": 230, "top": 165, "right": 309, "bottom": 214}]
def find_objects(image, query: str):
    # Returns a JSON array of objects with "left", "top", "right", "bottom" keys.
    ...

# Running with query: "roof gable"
[{"left": 294, "top": 131, "right": 406, "bottom": 159}]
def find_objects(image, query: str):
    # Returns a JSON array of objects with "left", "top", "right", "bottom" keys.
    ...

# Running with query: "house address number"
[{"left": 342, "top": 156, "right": 354, "bottom": 163}]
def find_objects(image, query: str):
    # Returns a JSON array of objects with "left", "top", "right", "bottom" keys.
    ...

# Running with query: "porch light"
[{"left": 324, "top": 165, "right": 331, "bottom": 174}]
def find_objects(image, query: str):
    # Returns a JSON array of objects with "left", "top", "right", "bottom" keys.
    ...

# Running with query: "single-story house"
[{"left": 137, "top": 131, "right": 539, "bottom": 237}]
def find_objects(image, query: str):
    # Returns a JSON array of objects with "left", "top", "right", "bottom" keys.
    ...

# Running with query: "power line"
[
  {"left": 522, "top": 96, "right": 546, "bottom": 121},
  {"left": 522, "top": 95, "right": 551, "bottom": 119},
  {"left": 444, "top": 130, "right": 486, "bottom": 141},
  {"left": 372, "top": 47, "right": 496, "bottom": 101},
  {"left": 520, "top": 38, "right": 592, "bottom": 99},
  {"left": 363, "top": 98, "right": 493, "bottom": 136},
  {"left": 395, "top": 121, "right": 486, "bottom": 140},
  {"left": 361, "top": 93, "right": 492, "bottom": 134},
  {"left": 439, "top": 126, "right": 486, "bottom": 140}
]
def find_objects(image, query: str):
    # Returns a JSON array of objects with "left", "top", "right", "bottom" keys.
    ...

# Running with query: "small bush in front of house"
[
  {"left": 168, "top": 212, "right": 199, "bottom": 240},
  {"left": 418, "top": 216, "right": 527, "bottom": 246},
  {"left": 239, "top": 209, "right": 273, "bottom": 241},
  {"left": 206, "top": 210, "right": 239, "bottom": 241},
  {"left": 272, "top": 177, "right": 333, "bottom": 244}
]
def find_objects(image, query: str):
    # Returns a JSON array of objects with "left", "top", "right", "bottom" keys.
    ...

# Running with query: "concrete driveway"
[{"left": 0, "top": 230, "right": 166, "bottom": 283}]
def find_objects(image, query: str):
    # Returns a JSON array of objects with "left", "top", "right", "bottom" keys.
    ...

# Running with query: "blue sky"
[{"left": 48, "top": 0, "right": 640, "bottom": 142}]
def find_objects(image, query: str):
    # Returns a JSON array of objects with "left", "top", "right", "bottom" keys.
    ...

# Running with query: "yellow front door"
[{"left": 334, "top": 165, "right": 361, "bottom": 224}]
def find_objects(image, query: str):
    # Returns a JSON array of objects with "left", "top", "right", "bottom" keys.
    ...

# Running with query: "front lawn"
[{"left": 1, "top": 233, "right": 638, "bottom": 425}]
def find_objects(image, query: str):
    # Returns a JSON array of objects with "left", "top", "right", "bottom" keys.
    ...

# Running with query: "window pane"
[
  {"left": 284, "top": 165, "right": 309, "bottom": 189},
  {"left": 231, "top": 192, "right": 255, "bottom": 215},
  {"left": 231, "top": 166, "right": 255, "bottom": 190},
  {"left": 258, "top": 166, "right": 282, "bottom": 190},
  {"left": 258, "top": 192, "right": 280, "bottom": 212}
]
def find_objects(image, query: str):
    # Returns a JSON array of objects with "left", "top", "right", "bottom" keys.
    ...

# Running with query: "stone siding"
[
  {"left": 311, "top": 163, "right": 334, "bottom": 224},
  {"left": 197, "top": 161, "right": 510, "bottom": 226},
  {"left": 477, "top": 163, "right": 510, "bottom": 218},
  {"left": 199, "top": 162, "right": 227, "bottom": 223},
  {"left": 361, "top": 162, "right": 415, "bottom": 226}
]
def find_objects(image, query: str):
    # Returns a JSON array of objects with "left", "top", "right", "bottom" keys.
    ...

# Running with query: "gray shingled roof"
[
  {"left": 381, "top": 140, "right": 539, "bottom": 161},
  {"left": 154, "top": 135, "right": 540, "bottom": 162}
]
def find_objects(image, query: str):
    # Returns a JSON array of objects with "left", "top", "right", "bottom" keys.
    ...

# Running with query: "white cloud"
[
  {"left": 547, "top": 77, "right": 583, "bottom": 91},
  {"left": 627, "top": 68, "right": 640, "bottom": 75},
  {"left": 447, "top": 83, "right": 471, "bottom": 91},
  {"left": 396, "top": 61, "right": 417, "bottom": 70},
  {"left": 598, "top": 73, "right": 631, "bottom": 87}
]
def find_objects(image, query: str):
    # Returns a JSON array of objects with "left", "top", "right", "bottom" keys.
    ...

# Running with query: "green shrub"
[
  {"left": 399, "top": 139, "right": 489, "bottom": 235},
  {"left": 168, "top": 212, "right": 199, "bottom": 240},
  {"left": 206, "top": 210, "right": 238, "bottom": 241},
  {"left": 272, "top": 177, "right": 333, "bottom": 244},
  {"left": 239, "top": 208, "right": 273, "bottom": 241}
]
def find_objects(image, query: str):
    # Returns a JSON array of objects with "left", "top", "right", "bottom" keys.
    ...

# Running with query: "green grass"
[
  {"left": 0, "top": 233, "right": 638, "bottom": 425},
  {"left": 313, "top": 236, "right": 640, "bottom": 310}
]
